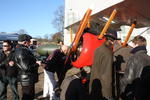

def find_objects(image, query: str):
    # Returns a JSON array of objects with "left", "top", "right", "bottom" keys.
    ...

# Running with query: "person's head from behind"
[
  {"left": 61, "top": 45, "right": 69, "bottom": 54},
  {"left": 2, "top": 40, "right": 12, "bottom": 52},
  {"left": 18, "top": 34, "right": 32, "bottom": 47},
  {"left": 132, "top": 35, "right": 146, "bottom": 48},
  {"left": 58, "top": 40, "right": 64, "bottom": 46},
  {"left": 104, "top": 33, "right": 120, "bottom": 47}
]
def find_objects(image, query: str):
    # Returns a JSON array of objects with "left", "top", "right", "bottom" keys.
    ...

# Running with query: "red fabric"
[
  {"left": 72, "top": 33, "right": 105, "bottom": 68},
  {"left": 82, "top": 78, "right": 87, "bottom": 84}
]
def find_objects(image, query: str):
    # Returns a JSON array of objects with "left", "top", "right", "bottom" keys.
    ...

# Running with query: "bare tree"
[
  {"left": 52, "top": 6, "right": 64, "bottom": 34},
  {"left": 51, "top": 32, "right": 63, "bottom": 42},
  {"left": 44, "top": 34, "right": 49, "bottom": 40},
  {"left": 18, "top": 29, "right": 27, "bottom": 34}
]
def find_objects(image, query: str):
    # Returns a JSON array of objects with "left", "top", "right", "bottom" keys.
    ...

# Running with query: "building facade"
[{"left": 64, "top": 0, "right": 150, "bottom": 55}]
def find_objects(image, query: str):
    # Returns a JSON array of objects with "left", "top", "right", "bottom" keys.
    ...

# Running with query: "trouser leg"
[
  {"left": 48, "top": 72, "right": 57, "bottom": 100},
  {"left": 8, "top": 77, "right": 19, "bottom": 100},
  {"left": 43, "top": 70, "right": 50, "bottom": 97},
  {"left": 0, "top": 79, "right": 7, "bottom": 100},
  {"left": 21, "top": 84, "right": 35, "bottom": 100}
]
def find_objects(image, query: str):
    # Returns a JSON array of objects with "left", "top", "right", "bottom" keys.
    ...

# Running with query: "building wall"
[
  {"left": 64, "top": 0, "right": 150, "bottom": 56},
  {"left": 65, "top": 0, "right": 123, "bottom": 27},
  {"left": 64, "top": 0, "right": 124, "bottom": 46}
]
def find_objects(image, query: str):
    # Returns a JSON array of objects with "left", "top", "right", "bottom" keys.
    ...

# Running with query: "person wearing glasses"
[{"left": 0, "top": 40, "right": 19, "bottom": 100}]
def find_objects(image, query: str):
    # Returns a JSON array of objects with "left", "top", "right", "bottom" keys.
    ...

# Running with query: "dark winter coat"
[
  {"left": 120, "top": 46, "right": 150, "bottom": 99},
  {"left": 114, "top": 43, "right": 133, "bottom": 71},
  {"left": 45, "top": 49, "right": 71, "bottom": 85},
  {"left": 60, "top": 74, "right": 88, "bottom": 100},
  {"left": 14, "top": 44, "right": 39, "bottom": 86},
  {"left": 113, "top": 43, "right": 132, "bottom": 98},
  {"left": 0, "top": 50, "right": 18, "bottom": 78},
  {"left": 45, "top": 49, "right": 66, "bottom": 73},
  {"left": 89, "top": 42, "right": 113, "bottom": 99}
]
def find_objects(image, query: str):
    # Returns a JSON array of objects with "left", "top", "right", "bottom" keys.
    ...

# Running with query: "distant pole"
[{"left": 70, "top": 25, "right": 73, "bottom": 43}]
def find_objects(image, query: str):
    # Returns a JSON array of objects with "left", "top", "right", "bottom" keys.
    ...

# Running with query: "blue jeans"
[{"left": 0, "top": 76, "right": 19, "bottom": 100}]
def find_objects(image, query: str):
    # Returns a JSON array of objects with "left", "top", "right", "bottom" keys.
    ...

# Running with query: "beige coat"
[{"left": 89, "top": 42, "right": 113, "bottom": 99}]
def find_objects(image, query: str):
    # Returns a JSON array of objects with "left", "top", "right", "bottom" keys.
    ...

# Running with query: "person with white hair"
[{"left": 42, "top": 45, "right": 70, "bottom": 100}]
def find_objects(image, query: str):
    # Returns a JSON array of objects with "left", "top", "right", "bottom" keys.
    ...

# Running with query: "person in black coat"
[
  {"left": 60, "top": 68, "right": 89, "bottom": 100},
  {"left": 0, "top": 40, "right": 19, "bottom": 100},
  {"left": 42, "top": 45, "right": 70, "bottom": 100},
  {"left": 13, "top": 34, "right": 41, "bottom": 100}
]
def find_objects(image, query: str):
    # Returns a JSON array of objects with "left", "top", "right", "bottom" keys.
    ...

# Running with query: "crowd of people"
[
  {"left": 0, "top": 32, "right": 150, "bottom": 100},
  {"left": 0, "top": 34, "right": 41, "bottom": 100}
]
